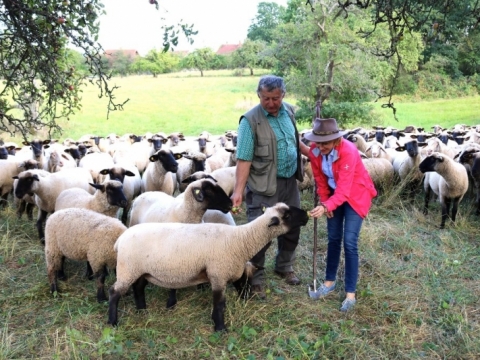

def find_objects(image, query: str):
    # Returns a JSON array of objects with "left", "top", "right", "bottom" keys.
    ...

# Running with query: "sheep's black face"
[
  {"left": 405, "top": 141, "right": 419, "bottom": 158},
  {"left": 14, "top": 176, "right": 36, "bottom": 198},
  {"left": 419, "top": 155, "right": 437, "bottom": 173},
  {"left": 281, "top": 205, "right": 309, "bottom": 229},
  {"left": 106, "top": 183, "right": 128, "bottom": 208}
]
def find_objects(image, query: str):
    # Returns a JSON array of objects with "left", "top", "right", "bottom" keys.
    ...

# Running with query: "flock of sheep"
[{"left": 0, "top": 122, "right": 479, "bottom": 330}]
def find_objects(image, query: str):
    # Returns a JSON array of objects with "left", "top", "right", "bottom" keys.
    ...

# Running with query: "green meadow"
[{"left": 1, "top": 71, "right": 480, "bottom": 359}]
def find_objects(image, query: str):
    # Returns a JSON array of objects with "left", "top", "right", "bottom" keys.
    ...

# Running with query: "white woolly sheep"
[
  {"left": 107, "top": 202, "right": 309, "bottom": 331},
  {"left": 22, "top": 138, "right": 52, "bottom": 169},
  {"left": 1, "top": 158, "right": 35, "bottom": 208},
  {"left": 365, "top": 140, "right": 393, "bottom": 163},
  {"left": 420, "top": 137, "right": 456, "bottom": 159},
  {"left": 79, "top": 152, "right": 115, "bottom": 184},
  {"left": 181, "top": 166, "right": 237, "bottom": 197},
  {"left": 14, "top": 167, "right": 95, "bottom": 243},
  {"left": 43, "top": 143, "right": 77, "bottom": 172},
  {"left": 128, "top": 177, "right": 232, "bottom": 226},
  {"left": 419, "top": 152, "right": 469, "bottom": 228},
  {"left": 142, "top": 149, "right": 182, "bottom": 194},
  {"left": 361, "top": 157, "right": 394, "bottom": 195},
  {"left": 392, "top": 139, "right": 425, "bottom": 203},
  {"left": 45, "top": 208, "right": 127, "bottom": 302},
  {"left": 55, "top": 179, "right": 127, "bottom": 217}
]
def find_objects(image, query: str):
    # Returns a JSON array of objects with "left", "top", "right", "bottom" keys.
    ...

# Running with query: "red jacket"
[{"left": 309, "top": 138, "right": 377, "bottom": 218}]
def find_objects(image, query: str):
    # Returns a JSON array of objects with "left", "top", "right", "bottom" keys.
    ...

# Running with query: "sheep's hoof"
[
  {"left": 214, "top": 326, "right": 228, "bottom": 333},
  {"left": 57, "top": 271, "right": 67, "bottom": 281}
]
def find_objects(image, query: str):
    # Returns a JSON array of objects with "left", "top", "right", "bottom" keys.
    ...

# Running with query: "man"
[{"left": 231, "top": 75, "right": 304, "bottom": 299}]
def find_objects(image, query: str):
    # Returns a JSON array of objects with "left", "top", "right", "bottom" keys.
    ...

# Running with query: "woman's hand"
[{"left": 309, "top": 205, "right": 325, "bottom": 218}]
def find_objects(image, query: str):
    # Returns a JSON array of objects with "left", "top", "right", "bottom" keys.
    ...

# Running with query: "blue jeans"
[{"left": 325, "top": 202, "right": 363, "bottom": 293}]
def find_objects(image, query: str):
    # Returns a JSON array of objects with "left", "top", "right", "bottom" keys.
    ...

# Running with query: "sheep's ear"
[
  {"left": 125, "top": 170, "right": 135, "bottom": 177},
  {"left": 206, "top": 174, "right": 217, "bottom": 182},
  {"left": 32, "top": 174, "right": 40, "bottom": 181},
  {"left": 182, "top": 175, "right": 194, "bottom": 184},
  {"left": 149, "top": 154, "right": 158, "bottom": 162},
  {"left": 12, "top": 175, "right": 19, "bottom": 179},
  {"left": 192, "top": 187, "right": 205, "bottom": 202},
  {"left": 437, "top": 155, "right": 444, "bottom": 162},
  {"left": 268, "top": 216, "right": 280, "bottom": 227},
  {"left": 99, "top": 169, "right": 110, "bottom": 175},
  {"left": 174, "top": 153, "right": 183, "bottom": 160},
  {"left": 395, "top": 146, "right": 405, "bottom": 152}
]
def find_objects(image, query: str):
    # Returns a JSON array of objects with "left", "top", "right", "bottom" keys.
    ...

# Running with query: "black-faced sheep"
[
  {"left": 14, "top": 168, "right": 95, "bottom": 243},
  {"left": 45, "top": 208, "right": 127, "bottom": 302},
  {"left": 392, "top": 139, "right": 425, "bottom": 203},
  {"left": 107, "top": 202, "right": 309, "bottom": 331},
  {"left": 141, "top": 149, "right": 182, "bottom": 194},
  {"left": 55, "top": 179, "right": 127, "bottom": 217},
  {"left": 419, "top": 152, "right": 469, "bottom": 228},
  {"left": 128, "top": 178, "right": 232, "bottom": 226}
]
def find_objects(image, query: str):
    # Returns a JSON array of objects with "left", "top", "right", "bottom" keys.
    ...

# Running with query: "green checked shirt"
[{"left": 237, "top": 103, "right": 297, "bottom": 178}]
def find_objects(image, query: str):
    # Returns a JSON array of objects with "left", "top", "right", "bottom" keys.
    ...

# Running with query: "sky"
[{"left": 97, "top": 0, "right": 288, "bottom": 56}]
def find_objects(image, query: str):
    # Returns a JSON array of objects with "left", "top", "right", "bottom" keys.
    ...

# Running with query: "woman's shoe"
[
  {"left": 340, "top": 298, "right": 356, "bottom": 312},
  {"left": 316, "top": 282, "right": 336, "bottom": 297}
]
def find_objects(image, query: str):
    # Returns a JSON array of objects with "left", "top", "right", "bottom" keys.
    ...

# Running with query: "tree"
[
  {"left": 231, "top": 40, "right": 265, "bottom": 75},
  {"left": 130, "top": 50, "right": 180, "bottom": 77},
  {"left": 181, "top": 48, "right": 216, "bottom": 77},
  {"left": 0, "top": 0, "right": 196, "bottom": 139},
  {"left": 247, "top": 2, "right": 286, "bottom": 43}
]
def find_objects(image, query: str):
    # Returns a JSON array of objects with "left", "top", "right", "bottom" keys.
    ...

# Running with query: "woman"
[{"left": 300, "top": 118, "right": 377, "bottom": 311}]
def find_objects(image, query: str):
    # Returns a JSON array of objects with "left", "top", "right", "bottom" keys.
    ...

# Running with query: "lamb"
[
  {"left": 141, "top": 149, "right": 182, "bottom": 194},
  {"left": 364, "top": 140, "right": 393, "bottom": 163},
  {"left": 45, "top": 208, "right": 127, "bottom": 302},
  {"left": 419, "top": 152, "right": 469, "bottom": 228},
  {"left": 107, "top": 202, "right": 309, "bottom": 331},
  {"left": 13, "top": 167, "right": 95, "bottom": 243},
  {"left": 128, "top": 177, "right": 232, "bottom": 226},
  {"left": 55, "top": 179, "right": 128, "bottom": 217}
]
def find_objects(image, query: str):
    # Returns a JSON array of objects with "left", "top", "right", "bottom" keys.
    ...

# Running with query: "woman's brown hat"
[{"left": 304, "top": 118, "right": 347, "bottom": 142}]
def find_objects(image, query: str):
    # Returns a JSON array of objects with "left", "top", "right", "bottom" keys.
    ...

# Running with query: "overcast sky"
[{"left": 97, "top": 0, "right": 288, "bottom": 55}]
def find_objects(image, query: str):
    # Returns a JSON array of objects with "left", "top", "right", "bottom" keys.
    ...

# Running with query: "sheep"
[
  {"left": 107, "top": 202, "right": 309, "bottom": 331},
  {"left": 420, "top": 137, "right": 457, "bottom": 159},
  {"left": 128, "top": 177, "right": 232, "bottom": 226},
  {"left": 175, "top": 151, "right": 207, "bottom": 193},
  {"left": 419, "top": 152, "right": 469, "bottom": 228},
  {"left": 13, "top": 167, "right": 95, "bottom": 243},
  {"left": 457, "top": 146, "right": 480, "bottom": 215},
  {"left": 392, "top": 139, "right": 425, "bottom": 203},
  {"left": 43, "top": 143, "right": 77, "bottom": 172},
  {"left": 55, "top": 179, "right": 127, "bottom": 217},
  {"left": 45, "top": 208, "right": 127, "bottom": 302},
  {"left": 141, "top": 149, "right": 182, "bottom": 194},
  {"left": 22, "top": 138, "right": 52, "bottom": 169},
  {"left": 181, "top": 166, "right": 237, "bottom": 197},
  {"left": 222, "top": 147, "right": 237, "bottom": 168},
  {"left": 346, "top": 133, "right": 370, "bottom": 154},
  {"left": 297, "top": 155, "right": 314, "bottom": 193},
  {"left": 0, "top": 158, "right": 31, "bottom": 208},
  {"left": 361, "top": 157, "right": 394, "bottom": 195},
  {"left": 364, "top": 140, "right": 393, "bottom": 163},
  {"left": 79, "top": 152, "right": 115, "bottom": 184},
  {"left": 13, "top": 159, "right": 40, "bottom": 219},
  {"left": 99, "top": 164, "right": 142, "bottom": 224}
]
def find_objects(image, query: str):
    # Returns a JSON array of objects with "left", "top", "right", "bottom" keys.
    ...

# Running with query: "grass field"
[{"left": 1, "top": 72, "right": 480, "bottom": 359}]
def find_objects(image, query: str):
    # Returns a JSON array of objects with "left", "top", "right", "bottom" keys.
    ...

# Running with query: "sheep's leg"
[
  {"left": 95, "top": 267, "right": 109, "bottom": 303},
  {"left": 36, "top": 209, "right": 48, "bottom": 244},
  {"left": 57, "top": 256, "right": 66, "bottom": 281},
  {"left": 423, "top": 185, "right": 431, "bottom": 215},
  {"left": 440, "top": 198, "right": 451, "bottom": 229},
  {"left": 16, "top": 200, "right": 26, "bottom": 218},
  {"left": 475, "top": 187, "right": 480, "bottom": 215},
  {"left": 166, "top": 289, "right": 177, "bottom": 309},
  {"left": 451, "top": 197, "right": 461, "bottom": 223},
  {"left": 132, "top": 276, "right": 148, "bottom": 309},
  {"left": 47, "top": 264, "right": 58, "bottom": 294},
  {"left": 26, "top": 202, "right": 35, "bottom": 221},
  {"left": 85, "top": 262, "right": 94, "bottom": 280},
  {"left": 121, "top": 204, "right": 129, "bottom": 225},
  {"left": 0, "top": 193, "right": 9, "bottom": 209},
  {"left": 211, "top": 288, "right": 227, "bottom": 332},
  {"left": 108, "top": 287, "right": 122, "bottom": 326}
]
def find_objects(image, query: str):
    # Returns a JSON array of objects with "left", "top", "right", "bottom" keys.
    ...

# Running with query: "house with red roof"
[
  {"left": 216, "top": 43, "right": 242, "bottom": 55},
  {"left": 103, "top": 49, "right": 139, "bottom": 65}
]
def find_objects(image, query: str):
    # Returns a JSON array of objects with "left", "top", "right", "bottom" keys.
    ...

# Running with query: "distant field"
[{"left": 3, "top": 71, "right": 480, "bottom": 142}]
